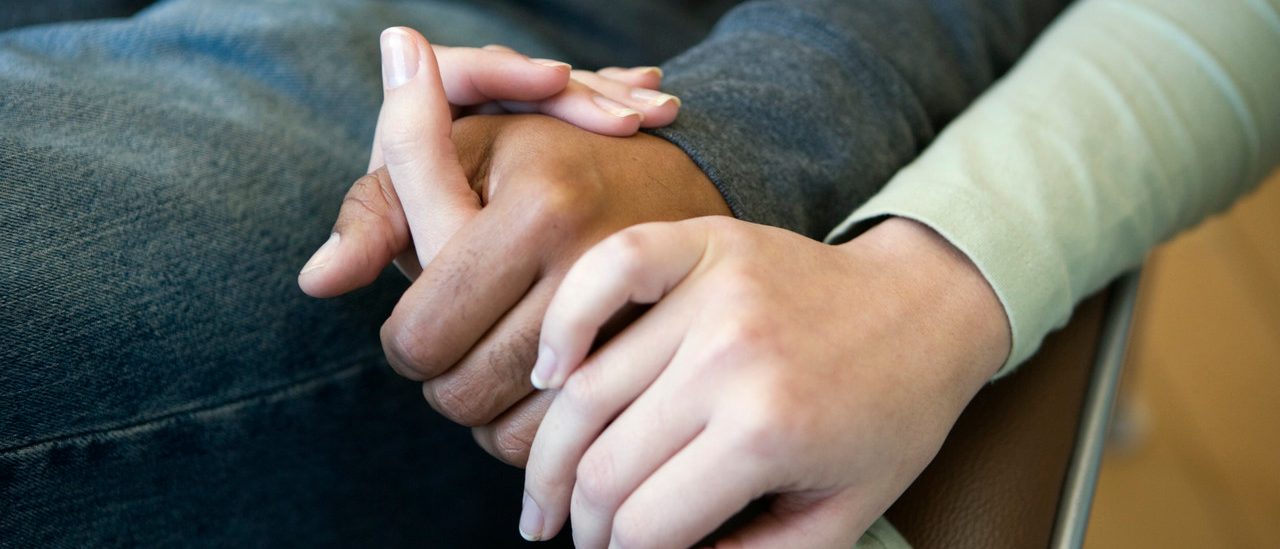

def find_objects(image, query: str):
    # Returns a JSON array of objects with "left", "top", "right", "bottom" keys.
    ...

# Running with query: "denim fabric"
[{"left": 0, "top": 0, "right": 157, "bottom": 32}]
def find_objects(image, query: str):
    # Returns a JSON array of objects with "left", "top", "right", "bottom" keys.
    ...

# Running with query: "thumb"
[
  {"left": 377, "top": 26, "right": 481, "bottom": 266},
  {"left": 299, "top": 167, "right": 413, "bottom": 298}
]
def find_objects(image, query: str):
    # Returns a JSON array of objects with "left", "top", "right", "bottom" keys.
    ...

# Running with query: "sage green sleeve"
[{"left": 827, "top": 0, "right": 1280, "bottom": 376}]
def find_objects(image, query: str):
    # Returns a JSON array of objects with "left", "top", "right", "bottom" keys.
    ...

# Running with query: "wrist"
[
  {"left": 838, "top": 217, "right": 1011, "bottom": 384},
  {"left": 639, "top": 133, "right": 733, "bottom": 218}
]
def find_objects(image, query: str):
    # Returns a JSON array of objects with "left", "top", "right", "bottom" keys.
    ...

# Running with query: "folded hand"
[{"left": 521, "top": 217, "right": 1010, "bottom": 546}]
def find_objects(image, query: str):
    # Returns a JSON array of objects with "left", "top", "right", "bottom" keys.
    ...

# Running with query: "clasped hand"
[
  {"left": 301, "top": 26, "right": 1011, "bottom": 548},
  {"left": 299, "top": 27, "right": 731, "bottom": 464}
]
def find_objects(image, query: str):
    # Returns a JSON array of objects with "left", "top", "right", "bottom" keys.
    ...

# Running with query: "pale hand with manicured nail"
[{"left": 522, "top": 217, "right": 1012, "bottom": 547}]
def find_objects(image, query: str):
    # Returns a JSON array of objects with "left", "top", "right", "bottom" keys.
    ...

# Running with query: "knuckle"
[
  {"left": 722, "top": 317, "right": 766, "bottom": 348},
  {"left": 574, "top": 451, "right": 621, "bottom": 511},
  {"left": 522, "top": 177, "right": 599, "bottom": 233},
  {"left": 729, "top": 317, "right": 785, "bottom": 359},
  {"left": 380, "top": 322, "right": 431, "bottom": 381},
  {"left": 492, "top": 424, "right": 535, "bottom": 465},
  {"left": 603, "top": 228, "right": 649, "bottom": 280},
  {"left": 609, "top": 511, "right": 655, "bottom": 549},
  {"left": 524, "top": 457, "right": 560, "bottom": 497},
  {"left": 370, "top": 168, "right": 402, "bottom": 213},
  {"left": 715, "top": 261, "right": 765, "bottom": 301},
  {"left": 702, "top": 215, "right": 752, "bottom": 240},
  {"left": 701, "top": 316, "right": 776, "bottom": 370},
  {"left": 379, "top": 123, "right": 425, "bottom": 159},
  {"left": 475, "top": 323, "right": 540, "bottom": 387},
  {"left": 558, "top": 369, "right": 602, "bottom": 416},
  {"left": 424, "top": 377, "right": 489, "bottom": 427},
  {"left": 338, "top": 172, "right": 407, "bottom": 260},
  {"left": 729, "top": 383, "right": 803, "bottom": 462},
  {"left": 734, "top": 410, "right": 787, "bottom": 463},
  {"left": 341, "top": 174, "right": 391, "bottom": 219}
]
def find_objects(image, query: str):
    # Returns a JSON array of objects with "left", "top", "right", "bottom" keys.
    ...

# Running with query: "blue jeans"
[{"left": 0, "top": 1, "right": 723, "bottom": 546}]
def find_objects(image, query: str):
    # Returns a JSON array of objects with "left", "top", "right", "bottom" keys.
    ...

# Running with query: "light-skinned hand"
[{"left": 521, "top": 216, "right": 1011, "bottom": 547}]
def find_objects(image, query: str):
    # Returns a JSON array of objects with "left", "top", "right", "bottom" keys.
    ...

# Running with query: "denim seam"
[{"left": 0, "top": 352, "right": 387, "bottom": 457}]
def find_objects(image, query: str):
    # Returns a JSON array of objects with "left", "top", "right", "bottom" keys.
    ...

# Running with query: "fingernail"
[
  {"left": 529, "top": 58, "right": 571, "bottom": 70},
  {"left": 633, "top": 66, "right": 663, "bottom": 78},
  {"left": 530, "top": 344, "right": 556, "bottom": 390},
  {"left": 629, "top": 88, "right": 681, "bottom": 107},
  {"left": 592, "top": 95, "right": 642, "bottom": 119},
  {"left": 519, "top": 492, "right": 544, "bottom": 542},
  {"left": 300, "top": 233, "right": 340, "bottom": 275},
  {"left": 380, "top": 28, "right": 418, "bottom": 89}
]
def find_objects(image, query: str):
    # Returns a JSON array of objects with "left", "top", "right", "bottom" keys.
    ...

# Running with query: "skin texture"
[
  {"left": 383, "top": 113, "right": 730, "bottom": 450},
  {"left": 301, "top": 24, "right": 1015, "bottom": 546},
  {"left": 521, "top": 217, "right": 1011, "bottom": 547},
  {"left": 299, "top": 27, "right": 730, "bottom": 465}
]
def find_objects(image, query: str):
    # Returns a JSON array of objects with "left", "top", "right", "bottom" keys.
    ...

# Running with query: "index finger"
[{"left": 532, "top": 221, "right": 708, "bottom": 389}]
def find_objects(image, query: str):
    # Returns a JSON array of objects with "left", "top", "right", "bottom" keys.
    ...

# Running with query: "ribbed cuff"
[{"left": 824, "top": 167, "right": 1075, "bottom": 379}]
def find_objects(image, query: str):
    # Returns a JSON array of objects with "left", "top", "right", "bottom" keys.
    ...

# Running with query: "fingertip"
[
  {"left": 530, "top": 369, "right": 548, "bottom": 391},
  {"left": 629, "top": 88, "right": 680, "bottom": 108},
  {"left": 381, "top": 26, "right": 439, "bottom": 83},
  {"left": 636, "top": 109, "right": 678, "bottom": 129},
  {"left": 298, "top": 233, "right": 341, "bottom": 297},
  {"left": 297, "top": 270, "right": 334, "bottom": 298},
  {"left": 519, "top": 492, "right": 545, "bottom": 541},
  {"left": 447, "top": 49, "right": 570, "bottom": 104},
  {"left": 634, "top": 66, "right": 663, "bottom": 79},
  {"left": 530, "top": 58, "right": 572, "bottom": 71},
  {"left": 597, "top": 66, "right": 663, "bottom": 89},
  {"left": 521, "top": 58, "right": 573, "bottom": 96},
  {"left": 380, "top": 28, "right": 422, "bottom": 90},
  {"left": 379, "top": 26, "right": 402, "bottom": 40},
  {"left": 297, "top": 273, "right": 326, "bottom": 298},
  {"left": 590, "top": 95, "right": 645, "bottom": 134},
  {"left": 590, "top": 116, "right": 644, "bottom": 137},
  {"left": 530, "top": 343, "right": 558, "bottom": 390},
  {"left": 567, "top": 73, "right": 672, "bottom": 133},
  {"left": 382, "top": 25, "right": 429, "bottom": 47}
]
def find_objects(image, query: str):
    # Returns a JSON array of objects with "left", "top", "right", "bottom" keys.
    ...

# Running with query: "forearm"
[
  {"left": 651, "top": 0, "right": 1072, "bottom": 238},
  {"left": 832, "top": 0, "right": 1280, "bottom": 374}
]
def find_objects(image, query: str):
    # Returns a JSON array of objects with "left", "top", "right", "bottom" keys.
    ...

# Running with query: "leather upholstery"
[{"left": 886, "top": 291, "right": 1109, "bottom": 548}]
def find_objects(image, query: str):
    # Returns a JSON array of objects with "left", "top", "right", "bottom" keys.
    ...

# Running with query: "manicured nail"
[
  {"left": 519, "top": 492, "right": 544, "bottom": 542},
  {"left": 530, "top": 344, "right": 556, "bottom": 390},
  {"left": 633, "top": 66, "right": 663, "bottom": 78},
  {"left": 380, "top": 28, "right": 418, "bottom": 89},
  {"left": 530, "top": 58, "right": 571, "bottom": 70},
  {"left": 592, "top": 95, "right": 642, "bottom": 119},
  {"left": 630, "top": 88, "right": 681, "bottom": 107},
  {"left": 300, "top": 233, "right": 340, "bottom": 275}
]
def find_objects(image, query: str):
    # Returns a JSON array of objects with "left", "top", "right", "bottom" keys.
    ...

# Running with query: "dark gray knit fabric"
[{"left": 653, "top": 0, "right": 1068, "bottom": 238}]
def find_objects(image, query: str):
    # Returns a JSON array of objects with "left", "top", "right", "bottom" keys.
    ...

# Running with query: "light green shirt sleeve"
[{"left": 826, "top": 0, "right": 1280, "bottom": 377}]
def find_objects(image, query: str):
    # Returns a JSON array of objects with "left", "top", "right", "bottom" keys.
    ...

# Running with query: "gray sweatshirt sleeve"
[{"left": 651, "top": 0, "right": 1072, "bottom": 239}]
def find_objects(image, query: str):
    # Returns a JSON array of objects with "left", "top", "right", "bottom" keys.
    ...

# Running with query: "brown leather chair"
[{"left": 886, "top": 271, "right": 1141, "bottom": 548}]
